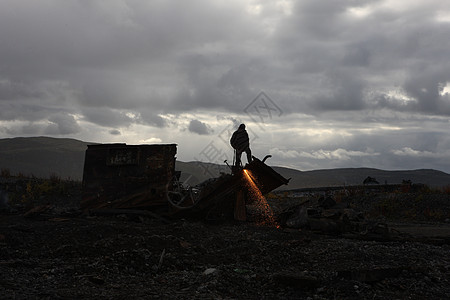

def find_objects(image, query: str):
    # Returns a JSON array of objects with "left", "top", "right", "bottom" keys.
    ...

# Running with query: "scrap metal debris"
[
  {"left": 81, "top": 143, "right": 177, "bottom": 211},
  {"left": 81, "top": 143, "right": 290, "bottom": 222}
]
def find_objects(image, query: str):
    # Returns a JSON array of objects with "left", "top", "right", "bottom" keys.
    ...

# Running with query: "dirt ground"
[
  {"left": 1, "top": 178, "right": 449, "bottom": 299},
  {"left": 0, "top": 209, "right": 449, "bottom": 299}
]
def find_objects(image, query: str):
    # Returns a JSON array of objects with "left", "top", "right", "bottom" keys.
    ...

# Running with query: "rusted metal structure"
[
  {"left": 244, "top": 156, "right": 290, "bottom": 194},
  {"left": 170, "top": 157, "right": 290, "bottom": 220},
  {"left": 81, "top": 143, "right": 177, "bottom": 210},
  {"left": 81, "top": 143, "right": 289, "bottom": 221}
]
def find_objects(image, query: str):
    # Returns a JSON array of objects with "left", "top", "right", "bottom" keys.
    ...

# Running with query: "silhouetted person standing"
[{"left": 230, "top": 124, "right": 252, "bottom": 167}]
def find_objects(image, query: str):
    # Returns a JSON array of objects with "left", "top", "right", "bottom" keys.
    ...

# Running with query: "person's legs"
[
  {"left": 235, "top": 149, "right": 243, "bottom": 167},
  {"left": 245, "top": 147, "right": 252, "bottom": 164}
]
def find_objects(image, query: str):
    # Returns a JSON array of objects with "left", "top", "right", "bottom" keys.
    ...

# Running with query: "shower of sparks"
[{"left": 243, "top": 169, "right": 278, "bottom": 227}]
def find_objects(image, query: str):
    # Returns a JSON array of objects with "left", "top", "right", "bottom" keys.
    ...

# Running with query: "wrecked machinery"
[
  {"left": 81, "top": 143, "right": 289, "bottom": 220},
  {"left": 81, "top": 143, "right": 177, "bottom": 211}
]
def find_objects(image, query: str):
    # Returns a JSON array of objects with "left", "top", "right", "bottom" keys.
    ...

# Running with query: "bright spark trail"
[{"left": 243, "top": 169, "right": 278, "bottom": 227}]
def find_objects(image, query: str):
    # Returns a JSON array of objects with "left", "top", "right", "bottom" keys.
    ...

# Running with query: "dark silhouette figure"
[{"left": 230, "top": 124, "right": 252, "bottom": 167}]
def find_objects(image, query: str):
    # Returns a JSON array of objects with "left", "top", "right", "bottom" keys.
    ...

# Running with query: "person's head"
[{"left": 238, "top": 124, "right": 245, "bottom": 130}]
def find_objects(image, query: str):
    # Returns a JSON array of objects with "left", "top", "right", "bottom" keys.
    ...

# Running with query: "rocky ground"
[{"left": 0, "top": 180, "right": 449, "bottom": 299}]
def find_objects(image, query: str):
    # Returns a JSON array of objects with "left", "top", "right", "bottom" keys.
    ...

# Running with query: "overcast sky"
[{"left": 1, "top": 0, "right": 450, "bottom": 173}]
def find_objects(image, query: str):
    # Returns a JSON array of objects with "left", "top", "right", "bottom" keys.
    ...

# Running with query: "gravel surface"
[
  {"left": 1, "top": 178, "right": 449, "bottom": 299},
  {"left": 1, "top": 212, "right": 449, "bottom": 299}
]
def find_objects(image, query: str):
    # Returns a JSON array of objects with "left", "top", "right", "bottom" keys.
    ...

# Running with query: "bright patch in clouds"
[
  {"left": 391, "top": 147, "right": 446, "bottom": 158},
  {"left": 271, "top": 148, "right": 378, "bottom": 160},
  {"left": 440, "top": 82, "right": 450, "bottom": 96},
  {"left": 246, "top": 2, "right": 262, "bottom": 15},
  {"left": 436, "top": 11, "right": 450, "bottom": 23},
  {"left": 347, "top": 6, "right": 372, "bottom": 18},
  {"left": 385, "top": 88, "right": 416, "bottom": 103},
  {"left": 140, "top": 137, "right": 163, "bottom": 144}
]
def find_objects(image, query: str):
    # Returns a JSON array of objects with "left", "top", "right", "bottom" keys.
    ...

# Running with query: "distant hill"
[
  {"left": 271, "top": 167, "right": 450, "bottom": 190},
  {"left": 0, "top": 136, "right": 92, "bottom": 179},
  {"left": 1, "top": 137, "right": 450, "bottom": 189},
  {"left": 176, "top": 162, "right": 450, "bottom": 189}
]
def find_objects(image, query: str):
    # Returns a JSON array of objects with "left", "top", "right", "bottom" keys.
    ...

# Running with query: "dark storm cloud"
[
  {"left": 0, "top": 0, "right": 266, "bottom": 128},
  {"left": 1, "top": 1, "right": 450, "bottom": 172},
  {"left": 1, "top": 0, "right": 449, "bottom": 121},
  {"left": 271, "top": 0, "right": 450, "bottom": 115},
  {"left": 1, "top": 112, "right": 81, "bottom": 136},
  {"left": 138, "top": 110, "right": 167, "bottom": 128},
  {"left": 0, "top": 80, "right": 44, "bottom": 101},
  {"left": 402, "top": 68, "right": 450, "bottom": 114},
  {"left": 310, "top": 70, "right": 367, "bottom": 111},
  {"left": 188, "top": 119, "right": 213, "bottom": 135},
  {"left": 170, "top": 55, "right": 268, "bottom": 114},
  {"left": 342, "top": 44, "right": 371, "bottom": 67},
  {"left": 0, "top": 79, "right": 78, "bottom": 122},
  {"left": 109, "top": 129, "right": 121, "bottom": 136},
  {"left": 80, "top": 107, "right": 134, "bottom": 128}
]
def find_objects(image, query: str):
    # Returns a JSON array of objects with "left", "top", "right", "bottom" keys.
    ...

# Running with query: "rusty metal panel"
[
  {"left": 107, "top": 147, "right": 139, "bottom": 165},
  {"left": 244, "top": 157, "right": 290, "bottom": 194},
  {"left": 81, "top": 143, "right": 177, "bottom": 210}
]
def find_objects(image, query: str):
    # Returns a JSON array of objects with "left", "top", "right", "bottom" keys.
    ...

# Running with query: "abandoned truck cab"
[{"left": 81, "top": 143, "right": 177, "bottom": 210}]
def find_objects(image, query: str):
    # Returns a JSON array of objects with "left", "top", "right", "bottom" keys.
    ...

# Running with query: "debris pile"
[
  {"left": 167, "top": 156, "right": 289, "bottom": 221},
  {"left": 278, "top": 195, "right": 415, "bottom": 244},
  {"left": 284, "top": 196, "right": 364, "bottom": 234},
  {"left": 80, "top": 144, "right": 289, "bottom": 223}
]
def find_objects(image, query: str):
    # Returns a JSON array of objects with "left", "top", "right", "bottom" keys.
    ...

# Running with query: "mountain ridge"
[{"left": 1, "top": 136, "right": 449, "bottom": 188}]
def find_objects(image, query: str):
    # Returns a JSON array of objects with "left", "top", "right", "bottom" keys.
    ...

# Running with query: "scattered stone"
[{"left": 203, "top": 268, "right": 218, "bottom": 275}]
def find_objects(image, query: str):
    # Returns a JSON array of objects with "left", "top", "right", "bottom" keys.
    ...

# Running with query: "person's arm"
[
  {"left": 244, "top": 131, "right": 250, "bottom": 145},
  {"left": 230, "top": 132, "right": 237, "bottom": 147}
]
